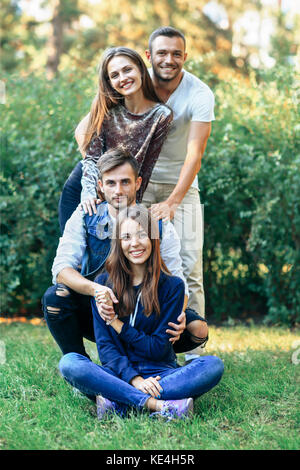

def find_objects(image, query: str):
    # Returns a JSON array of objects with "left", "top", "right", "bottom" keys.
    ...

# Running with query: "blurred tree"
[
  {"left": 46, "top": 0, "right": 63, "bottom": 78},
  {"left": 0, "top": 0, "right": 41, "bottom": 71},
  {"left": 269, "top": 8, "right": 300, "bottom": 66},
  {"left": 65, "top": 0, "right": 246, "bottom": 76},
  {"left": 45, "top": 0, "right": 81, "bottom": 78},
  {"left": 71, "top": 0, "right": 286, "bottom": 75},
  {"left": 1, "top": 1, "right": 299, "bottom": 77},
  {"left": 0, "top": 0, "right": 21, "bottom": 71}
]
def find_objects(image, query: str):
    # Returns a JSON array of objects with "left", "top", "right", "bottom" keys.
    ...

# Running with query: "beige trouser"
[{"left": 142, "top": 182, "right": 205, "bottom": 316}]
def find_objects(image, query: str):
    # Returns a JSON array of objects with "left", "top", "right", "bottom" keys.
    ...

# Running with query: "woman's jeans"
[
  {"left": 59, "top": 353, "right": 224, "bottom": 414},
  {"left": 58, "top": 161, "right": 82, "bottom": 234}
]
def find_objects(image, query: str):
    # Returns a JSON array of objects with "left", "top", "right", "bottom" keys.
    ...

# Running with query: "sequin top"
[{"left": 81, "top": 103, "right": 172, "bottom": 202}]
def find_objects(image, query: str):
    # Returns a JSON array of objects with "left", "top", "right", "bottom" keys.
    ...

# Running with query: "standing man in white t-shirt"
[{"left": 142, "top": 27, "right": 215, "bottom": 321}]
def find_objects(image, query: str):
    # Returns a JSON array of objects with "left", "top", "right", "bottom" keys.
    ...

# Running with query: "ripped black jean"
[
  {"left": 42, "top": 283, "right": 95, "bottom": 358},
  {"left": 42, "top": 283, "right": 207, "bottom": 358}
]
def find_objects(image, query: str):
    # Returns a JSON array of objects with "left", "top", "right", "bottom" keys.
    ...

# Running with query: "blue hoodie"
[{"left": 91, "top": 271, "right": 185, "bottom": 384}]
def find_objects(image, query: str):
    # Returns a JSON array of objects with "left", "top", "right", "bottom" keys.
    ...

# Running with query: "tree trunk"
[{"left": 46, "top": 0, "right": 63, "bottom": 79}]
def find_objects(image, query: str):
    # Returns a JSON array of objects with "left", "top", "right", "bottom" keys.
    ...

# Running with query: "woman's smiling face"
[
  {"left": 107, "top": 55, "right": 143, "bottom": 97},
  {"left": 120, "top": 218, "right": 152, "bottom": 267}
]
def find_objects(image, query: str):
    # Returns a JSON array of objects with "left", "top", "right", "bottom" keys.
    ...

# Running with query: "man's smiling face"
[
  {"left": 149, "top": 35, "right": 187, "bottom": 82},
  {"left": 98, "top": 163, "right": 142, "bottom": 215}
]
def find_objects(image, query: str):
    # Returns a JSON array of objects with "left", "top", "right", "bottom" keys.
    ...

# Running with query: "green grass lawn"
[{"left": 0, "top": 322, "right": 299, "bottom": 450}]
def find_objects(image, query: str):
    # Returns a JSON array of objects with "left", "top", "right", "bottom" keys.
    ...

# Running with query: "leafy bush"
[
  {"left": 0, "top": 68, "right": 96, "bottom": 314},
  {"left": 1, "top": 64, "right": 299, "bottom": 324}
]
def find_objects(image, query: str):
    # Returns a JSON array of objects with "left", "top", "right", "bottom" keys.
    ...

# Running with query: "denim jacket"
[{"left": 81, "top": 202, "right": 113, "bottom": 278}]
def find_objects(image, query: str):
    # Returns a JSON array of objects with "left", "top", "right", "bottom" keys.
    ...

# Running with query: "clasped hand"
[
  {"left": 94, "top": 287, "right": 118, "bottom": 324},
  {"left": 130, "top": 375, "right": 163, "bottom": 398}
]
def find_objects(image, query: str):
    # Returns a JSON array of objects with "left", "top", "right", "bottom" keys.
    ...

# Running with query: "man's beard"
[
  {"left": 152, "top": 64, "right": 181, "bottom": 82},
  {"left": 110, "top": 194, "right": 136, "bottom": 212}
]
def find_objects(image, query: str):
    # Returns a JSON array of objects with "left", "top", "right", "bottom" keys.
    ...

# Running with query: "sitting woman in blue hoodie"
[{"left": 59, "top": 205, "right": 224, "bottom": 420}]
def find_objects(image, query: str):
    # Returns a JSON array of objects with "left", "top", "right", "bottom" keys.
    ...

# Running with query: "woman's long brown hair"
[
  {"left": 105, "top": 205, "right": 170, "bottom": 318},
  {"left": 81, "top": 47, "right": 161, "bottom": 154}
]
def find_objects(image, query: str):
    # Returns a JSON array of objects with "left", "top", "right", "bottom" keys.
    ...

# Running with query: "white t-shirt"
[{"left": 150, "top": 69, "right": 215, "bottom": 188}]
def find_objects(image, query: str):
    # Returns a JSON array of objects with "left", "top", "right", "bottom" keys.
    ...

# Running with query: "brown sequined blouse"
[{"left": 81, "top": 103, "right": 172, "bottom": 202}]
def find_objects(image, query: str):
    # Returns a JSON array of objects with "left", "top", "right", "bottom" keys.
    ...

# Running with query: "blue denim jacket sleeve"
[
  {"left": 118, "top": 276, "right": 185, "bottom": 361},
  {"left": 91, "top": 297, "right": 139, "bottom": 384}
]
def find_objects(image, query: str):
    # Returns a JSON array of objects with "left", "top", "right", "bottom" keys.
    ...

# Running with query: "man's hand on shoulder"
[
  {"left": 149, "top": 199, "right": 179, "bottom": 222},
  {"left": 79, "top": 197, "right": 103, "bottom": 216}
]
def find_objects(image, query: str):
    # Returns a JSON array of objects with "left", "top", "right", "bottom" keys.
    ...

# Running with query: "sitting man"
[{"left": 42, "top": 149, "right": 208, "bottom": 358}]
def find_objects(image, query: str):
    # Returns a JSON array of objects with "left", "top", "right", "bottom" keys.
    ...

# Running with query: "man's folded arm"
[{"left": 51, "top": 207, "right": 87, "bottom": 284}]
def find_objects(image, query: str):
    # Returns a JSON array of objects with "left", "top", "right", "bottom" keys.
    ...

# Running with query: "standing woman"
[
  {"left": 58, "top": 47, "right": 172, "bottom": 233},
  {"left": 59, "top": 206, "right": 224, "bottom": 420}
]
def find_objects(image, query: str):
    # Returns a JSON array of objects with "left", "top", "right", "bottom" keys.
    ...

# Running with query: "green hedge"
[
  {"left": 1, "top": 64, "right": 299, "bottom": 324},
  {"left": 0, "top": 69, "right": 95, "bottom": 314}
]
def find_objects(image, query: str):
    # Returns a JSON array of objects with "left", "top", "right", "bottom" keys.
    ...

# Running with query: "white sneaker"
[{"left": 184, "top": 346, "right": 206, "bottom": 364}]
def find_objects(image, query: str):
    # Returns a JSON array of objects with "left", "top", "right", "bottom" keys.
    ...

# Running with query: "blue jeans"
[
  {"left": 58, "top": 161, "right": 82, "bottom": 234},
  {"left": 59, "top": 353, "right": 224, "bottom": 415}
]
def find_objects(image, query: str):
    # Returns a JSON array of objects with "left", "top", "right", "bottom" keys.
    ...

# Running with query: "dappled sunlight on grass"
[
  {"left": 0, "top": 317, "right": 44, "bottom": 325},
  {"left": 205, "top": 326, "right": 299, "bottom": 353}
]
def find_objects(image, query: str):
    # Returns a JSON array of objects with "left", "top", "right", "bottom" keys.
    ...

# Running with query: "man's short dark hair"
[
  {"left": 148, "top": 27, "right": 186, "bottom": 53},
  {"left": 97, "top": 148, "right": 139, "bottom": 180}
]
